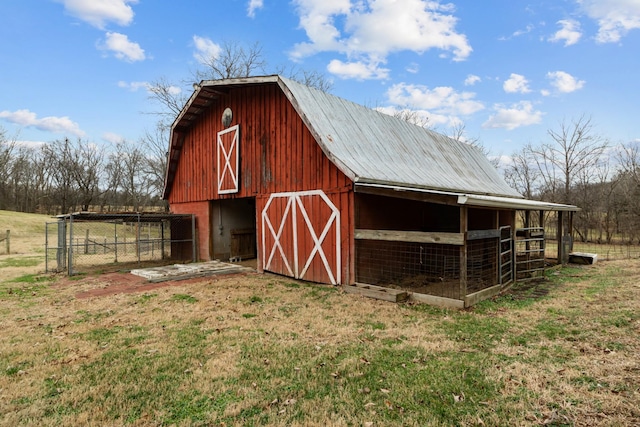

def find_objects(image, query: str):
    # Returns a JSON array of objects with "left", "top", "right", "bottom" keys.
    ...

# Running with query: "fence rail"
[{"left": 45, "top": 213, "right": 196, "bottom": 275}]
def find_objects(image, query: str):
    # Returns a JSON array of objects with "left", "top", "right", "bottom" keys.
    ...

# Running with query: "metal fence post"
[{"left": 68, "top": 215, "right": 74, "bottom": 276}]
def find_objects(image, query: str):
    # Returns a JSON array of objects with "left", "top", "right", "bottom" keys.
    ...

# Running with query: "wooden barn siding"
[
  {"left": 167, "top": 84, "right": 354, "bottom": 283},
  {"left": 167, "top": 84, "right": 352, "bottom": 202},
  {"left": 169, "top": 201, "right": 211, "bottom": 260}
]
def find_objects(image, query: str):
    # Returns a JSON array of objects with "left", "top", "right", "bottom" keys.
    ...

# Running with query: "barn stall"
[{"left": 163, "top": 75, "right": 577, "bottom": 307}]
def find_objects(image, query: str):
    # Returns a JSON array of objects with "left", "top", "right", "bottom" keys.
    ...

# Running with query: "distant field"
[{"left": 0, "top": 210, "right": 50, "bottom": 281}]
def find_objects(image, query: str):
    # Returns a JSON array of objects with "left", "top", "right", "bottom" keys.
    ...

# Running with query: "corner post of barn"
[
  {"left": 459, "top": 206, "right": 468, "bottom": 299},
  {"left": 191, "top": 214, "right": 197, "bottom": 262}
]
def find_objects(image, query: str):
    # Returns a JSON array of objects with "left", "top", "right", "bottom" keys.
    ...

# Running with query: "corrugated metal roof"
[
  {"left": 277, "top": 76, "right": 523, "bottom": 199},
  {"left": 164, "top": 75, "right": 523, "bottom": 199}
]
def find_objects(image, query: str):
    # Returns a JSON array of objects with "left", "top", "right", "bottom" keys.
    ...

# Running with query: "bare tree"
[
  {"left": 193, "top": 40, "right": 266, "bottom": 81},
  {"left": 449, "top": 122, "right": 501, "bottom": 169},
  {"left": 614, "top": 141, "right": 640, "bottom": 243},
  {"left": 147, "top": 76, "right": 188, "bottom": 121},
  {"left": 0, "top": 127, "right": 15, "bottom": 209},
  {"left": 108, "top": 140, "right": 153, "bottom": 211},
  {"left": 532, "top": 115, "right": 609, "bottom": 204},
  {"left": 41, "top": 138, "right": 104, "bottom": 213},
  {"left": 139, "top": 124, "right": 169, "bottom": 208},
  {"left": 504, "top": 144, "right": 540, "bottom": 199}
]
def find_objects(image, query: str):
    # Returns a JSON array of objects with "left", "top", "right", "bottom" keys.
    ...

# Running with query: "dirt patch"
[{"left": 54, "top": 270, "right": 259, "bottom": 299}]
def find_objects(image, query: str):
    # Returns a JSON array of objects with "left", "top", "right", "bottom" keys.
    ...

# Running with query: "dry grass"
[
  {"left": 0, "top": 210, "right": 49, "bottom": 281},
  {"left": 1, "top": 210, "right": 639, "bottom": 426}
]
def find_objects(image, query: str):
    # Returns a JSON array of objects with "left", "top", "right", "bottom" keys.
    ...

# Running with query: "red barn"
[{"left": 163, "top": 75, "right": 576, "bottom": 307}]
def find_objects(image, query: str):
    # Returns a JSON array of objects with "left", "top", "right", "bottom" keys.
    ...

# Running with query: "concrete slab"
[{"left": 130, "top": 260, "right": 254, "bottom": 282}]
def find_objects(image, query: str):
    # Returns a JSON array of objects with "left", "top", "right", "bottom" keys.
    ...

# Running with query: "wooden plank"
[
  {"left": 354, "top": 229, "right": 464, "bottom": 245},
  {"left": 408, "top": 292, "right": 465, "bottom": 309},
  {"left": 467, "top": 229, "right": 500, "bottom": 240},
  {"left": 343, "top": 283, "right": 408, "bottom": 303},
  {"left": 464, "top": 284, "right": 502, "bottom": 307}
]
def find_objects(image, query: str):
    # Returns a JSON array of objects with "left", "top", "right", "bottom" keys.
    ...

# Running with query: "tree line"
[
  {"left": 0, "top": 126, "right": 167, "bottom": 214},
  {"left": 504, "top": 115, "right": 640, "bottom": 244}
]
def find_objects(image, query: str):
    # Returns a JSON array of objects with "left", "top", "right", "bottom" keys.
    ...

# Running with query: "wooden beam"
[
  {"left": 464, "top": 284, "right": 502, "bottom": 307},
  {"left": 353, "top": 184, "right": 459, "bottom": 206},
  {"left": 354, "top": 229, "right": 464, "bottom": 245},
  {"left": 408, "top": 292, "right": 465, "bottom": 309},
  {"left": 343, "top": 283, "right": 408, "bottom": 303},
  {"left": 467, "top": 229, "right": 500, "bottom": 240}
]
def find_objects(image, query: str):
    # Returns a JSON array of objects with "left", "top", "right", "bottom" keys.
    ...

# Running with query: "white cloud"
[
  {"left": 546, "top": 70, "right": 585, "bottom": 93},
  {"left": 499, "top": 24, "right": 535, "bottom": 40},
  {"left": 58, "top": 0, "right": 137, "bottom": 29},
  {"left": 290, "top": 0, "right": 472, "bottom": 79},
  {"left": 247, "top": 0, "right": 264, "bottom": 17},
  {"left": 100, "top": 32, "right": 145, "bottom": 62},
  {"left": 577, "top": 0, "right": 640, "bottom": 43},
  {"left": 117, "top": 80, "right": 182, "bottom": 96},
  {"left": 549, "top": 19, "right": 582, "bottom": 46},
  {"left": 513, "top": 24, "right": 535, "bottom": 37},
  {"left": 117, "top": 80, "right": 148, "bottom": 91},
  {"left": 464, "top": 74, "right": 481, "bottom": 86},
  {"left": 102, "top": 132, "right": 124, "bottom": 144},
  {"left": 193, "top": 35, "right": 222, "bottom": 64},
  {"left": 386, "top": 83, "right": 484, "bottom": 117},
  {"left": 0, "top": 109, "right": 85, "bottom": 137},
  {"left": 482, "top": 101, "right": 544, "bottom": 130},
  {"left": 327, "top": 59, "right": 389, "bottom": 80},
  {"left": 503, "top": 73, "right": 531, "bottom": 94},
  {"left": 406, "top": 62, "right": 420, "bottom": 74},
  {"left": 15, "top": 140, "right": 47, "bottom": 149}
]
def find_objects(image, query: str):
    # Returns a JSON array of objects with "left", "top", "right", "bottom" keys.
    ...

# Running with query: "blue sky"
[{"left": 1, "top": 0, "right": 639, "bottom": 159}]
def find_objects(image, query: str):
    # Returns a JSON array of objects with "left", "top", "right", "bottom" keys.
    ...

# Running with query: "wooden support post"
[
  {"left": 84, "top": 229, "right": 90, "bottom": 254},
  {"left": 568, "top": 211, "right": 574, "bottom": 253},
  {"left": 557, "top": 211, "right": 564, "bottom": 264},
  {"left": 5, "top": 230, "right": 9, "bottom": 255},
  {"left": 459, "top": 206, "right": 468, "bottom": 300}
]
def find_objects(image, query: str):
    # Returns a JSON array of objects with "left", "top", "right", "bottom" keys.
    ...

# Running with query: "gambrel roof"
[{"left": 164, "top": 75, "right": 576, "bottom": 211}]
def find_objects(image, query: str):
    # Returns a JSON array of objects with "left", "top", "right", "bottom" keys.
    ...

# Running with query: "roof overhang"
[{"left": 355, "top": 183, "right": 580, "bottom": 212}]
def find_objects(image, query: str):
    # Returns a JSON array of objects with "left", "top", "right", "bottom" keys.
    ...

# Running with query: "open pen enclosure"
[
  {"left": 45, "top": 213, "right": 196, "bottom": 275},
  {"left": 353, "top": 193, "right": 546, "bottom": 307}
]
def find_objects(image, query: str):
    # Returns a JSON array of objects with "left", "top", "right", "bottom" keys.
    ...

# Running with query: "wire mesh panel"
[
  {"left": 355, "top": 240, "right": 462, "bottom": 300},
  {"left": 467, "top": 237, "right": 500, "bottom": 293},
  {"left": 515, "top": 227, "right": 545, "bottom": 280},
  {"left": 45, "top": 213, "right": 195, "bottom": 275}
]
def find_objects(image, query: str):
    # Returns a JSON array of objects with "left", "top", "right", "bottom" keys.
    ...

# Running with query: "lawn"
[{"left": 0, "top": 258, "right": 639, "bottom": 426}]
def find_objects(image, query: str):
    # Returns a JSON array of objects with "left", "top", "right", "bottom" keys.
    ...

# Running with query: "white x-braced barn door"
[
  {"left": 217, "top": 125, "right": 239, "bottom": 194},
  {"left": 261, "top": 190, "right": 341, "bottom": 284}
]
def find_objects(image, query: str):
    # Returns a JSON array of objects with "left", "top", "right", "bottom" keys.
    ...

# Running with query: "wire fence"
[
  {"left": 355, "top": 237, "right": 504, "bottom": 301},
  {"left": 545, "top": 239, "right": 640, "bottom": 261},
  {"left": 45, "top": 213, "right": 196, "bottom": 275}
]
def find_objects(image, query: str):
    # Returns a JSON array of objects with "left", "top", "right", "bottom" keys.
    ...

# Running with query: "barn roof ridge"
[{"left": 163, "top": 75, "right": 528, "bottom": 202}]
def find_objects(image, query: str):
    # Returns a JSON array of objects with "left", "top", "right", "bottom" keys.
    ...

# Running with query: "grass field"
[{"left": 1, "top": 211, "right": 639, "bottom": 426}]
